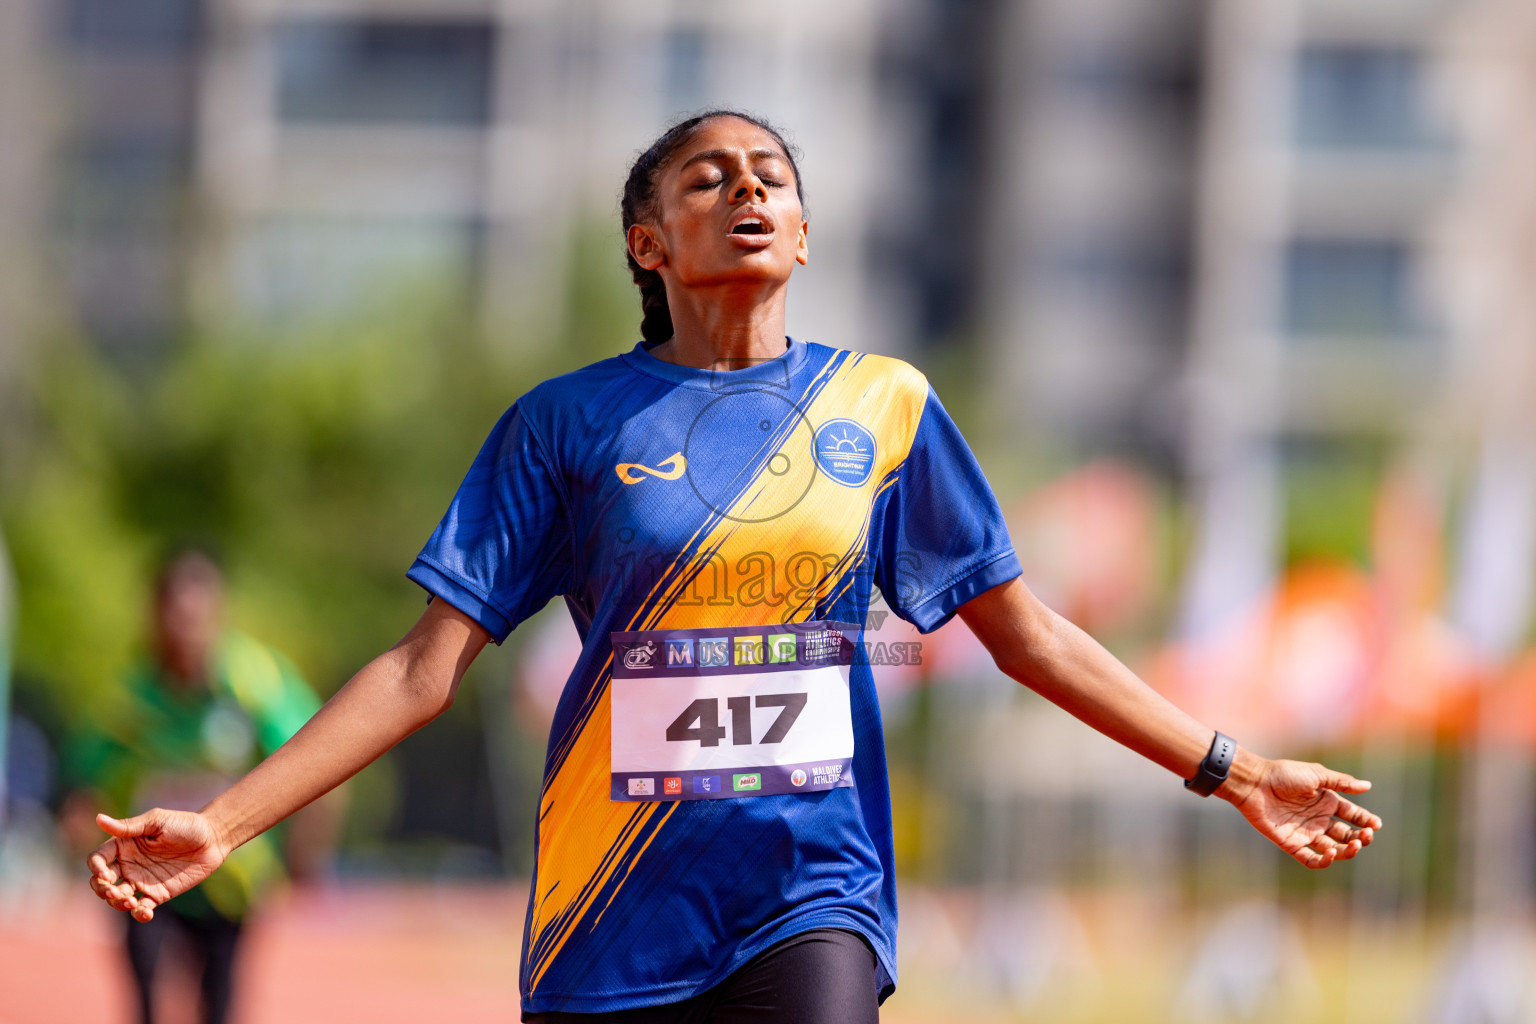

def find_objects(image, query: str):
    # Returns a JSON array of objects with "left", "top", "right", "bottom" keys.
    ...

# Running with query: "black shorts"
[{"left": 523, "top": 927, "right": 881, "bottom": 1024}]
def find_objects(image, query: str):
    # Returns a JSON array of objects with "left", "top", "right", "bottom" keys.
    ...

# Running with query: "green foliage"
[
  {"left": 1281, "top": 438, "right": 1385, "bottom": 567},
  {"left": 4, "top": 341, "right": 148, "bottom": 722},
  {"left": 1, "top": 235, "right": 641, "bottom": 745}
]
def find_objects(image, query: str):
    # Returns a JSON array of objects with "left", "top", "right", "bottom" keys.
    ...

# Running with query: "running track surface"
[
  {"left": 1, "top": 883, "right": 527, "bottom": 1024},
  {"left": 0, "top": 884, "right": 960, "bottom": 1024}
]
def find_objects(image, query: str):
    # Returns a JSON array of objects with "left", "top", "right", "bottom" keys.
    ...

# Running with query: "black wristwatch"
[{"left": 1184, "top": 731, "right": 1236, "bottom": 797}]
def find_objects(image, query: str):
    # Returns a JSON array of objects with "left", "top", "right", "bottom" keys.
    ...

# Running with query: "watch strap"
[{"left": 1184, "top": 731, "right": 1236, "bottom": 797}]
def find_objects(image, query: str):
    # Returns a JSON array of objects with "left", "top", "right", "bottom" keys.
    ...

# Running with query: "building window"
[
  {"left": 1293, "top": 45, "right": 1435, "bottom": 150},
  {"left": 55, "top": 133, "right": 190, "bottom": 230},
  {"left": 1282, "top": 239, "right": 1418, "bottom": 338},
  {"left": 275, "top": 20, "right": 495, "bottom": 127},
  {"left": 63, "top": 0, "right": 203, "bottom": 54}
]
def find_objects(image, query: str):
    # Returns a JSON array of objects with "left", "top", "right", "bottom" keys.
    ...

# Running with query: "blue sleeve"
[
  {"left": 407, "top": 402, "right": 575, "bottom": 643},
  {"left": 874, "top": 386, "right": 1021, "bottom": 633}
]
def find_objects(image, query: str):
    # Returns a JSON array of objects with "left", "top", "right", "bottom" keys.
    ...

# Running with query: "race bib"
[{"left": 609, "top": 621, "right": 856, "bottom": 801}]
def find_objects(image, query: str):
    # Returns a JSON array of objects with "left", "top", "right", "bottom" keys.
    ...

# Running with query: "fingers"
[
  {"left": 1332, "top": 797, "right": 1384, "bottom": 832},
  {"left": 1309, "top": 831, "right": 1341, "bottom": 865},
  {"left": 91, "top": 874, "right": 139, "bottom": 912},
  {"left": 1323, "top": 823, "right": 1366, "bottom": 861},
  {"left": 87, "top": 871, "right": 158, "bottom": 919},
  {"left": 1295, "top": 828, "right": 1368, "bottom": 869},
  {"left": 1325, "top": 820, "right": 1376, "bottom": 861},
  {"left": 1290, "top": 843, "right": 1334, "bottom": 869},
  {"left": 97, "top": 811, "right": 158, "bottom": 839},
  {"left": 87, "top": 847, "right": 118, "bottom": 883},
  {"left": 1294, "top": 817, "right": 1378, "bottom": 868},
  {"left": 1324, "top": 819, "right": 1374, "bottom": 856},
  {"left": 1325, "top": 818, "right": 1375, "bottom": 844},
  {"left": 1318, "top": 768, "right": 1371, "bottom": 795},
  {"left": 87, "top": 846, "right": 129, "bottom": 907},
  {"left": 86, "top": 817, "right": 164, "bottom": 921}
]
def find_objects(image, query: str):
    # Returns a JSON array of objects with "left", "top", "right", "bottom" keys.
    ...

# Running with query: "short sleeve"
[
  {"left": 407, "top": 402, "right": 575, "bottom": 642},
  {"left": 874, "top": 386, "right": 1021, "bottom": 633}
]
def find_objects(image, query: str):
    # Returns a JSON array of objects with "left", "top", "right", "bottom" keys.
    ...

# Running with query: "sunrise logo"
[{"left": 813, "top": 420, "right": 876, "bottom": 487}]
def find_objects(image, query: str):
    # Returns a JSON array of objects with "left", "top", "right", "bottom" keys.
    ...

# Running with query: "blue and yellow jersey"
[{"left": 408, "top": 338, "right": 1020, "bottom": 1014}]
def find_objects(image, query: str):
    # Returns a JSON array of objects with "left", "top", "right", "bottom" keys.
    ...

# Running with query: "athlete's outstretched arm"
[
  {"left": 88, "top": 599, "right": 490, "bottom": 920},
  {"left": 956, "top": 577, "right": 1382, "bottom": 869}
]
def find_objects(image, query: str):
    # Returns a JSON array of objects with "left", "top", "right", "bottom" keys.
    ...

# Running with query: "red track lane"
[{"left": 0, "top": 883, "right": 527, "bottom": 1024}]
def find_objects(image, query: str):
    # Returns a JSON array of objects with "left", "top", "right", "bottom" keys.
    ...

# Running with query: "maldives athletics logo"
[{"left": 813, "top": 419, "right": 876, "bottom": 487}]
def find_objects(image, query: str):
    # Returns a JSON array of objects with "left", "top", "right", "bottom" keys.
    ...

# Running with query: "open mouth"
[{"left": 728, "top": 212, "right": 774, "bottom": 236}]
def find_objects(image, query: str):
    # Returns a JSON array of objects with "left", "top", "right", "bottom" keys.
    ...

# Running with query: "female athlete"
[{"left": 90, "top": 111, "right": 1382, "bottom": 1023}]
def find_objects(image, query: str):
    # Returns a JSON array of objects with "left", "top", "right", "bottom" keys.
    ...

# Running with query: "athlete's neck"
[{"left": 648, "top": 287, "right": 789, "bottom": 371}]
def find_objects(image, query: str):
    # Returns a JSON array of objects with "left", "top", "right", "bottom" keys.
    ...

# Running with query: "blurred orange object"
[
  {"left": 1147, "top": 560, "right": 1479, "bottom": 749},
  {"left": 1147, "top": 563, "right": 1371, "bottom": 748},
  {"left": 1474, "top": 653, "right": 1536, "bottom": 747},
  {"left": 1147, "top": 471, "right": 1484, "bottom": 748}
]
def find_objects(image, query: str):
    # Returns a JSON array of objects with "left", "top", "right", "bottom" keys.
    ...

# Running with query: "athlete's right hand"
[{"left": 87, "top": 809, "right": 229, "bottom": 923}]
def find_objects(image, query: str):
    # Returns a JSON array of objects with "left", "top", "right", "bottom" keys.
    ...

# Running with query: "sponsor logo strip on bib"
[{"left": 609, "top": 621, "right": 856, "bottom": 801}]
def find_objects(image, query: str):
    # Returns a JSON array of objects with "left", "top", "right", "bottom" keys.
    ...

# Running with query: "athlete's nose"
[{"left": 732, "top": 179, "right": 767, "bottom": 203}]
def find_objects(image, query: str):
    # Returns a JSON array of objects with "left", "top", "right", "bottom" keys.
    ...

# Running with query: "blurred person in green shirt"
[{"left": 64, "top": 549, "right": 334, "bottom": 1024}]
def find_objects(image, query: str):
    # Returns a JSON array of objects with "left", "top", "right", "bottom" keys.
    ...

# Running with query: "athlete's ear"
[
  {"left": 628, "top": 223, "right": 667, "bottom": 271},
  {"left": 795, "top": 218, "right": 809, "bottom": 267}
]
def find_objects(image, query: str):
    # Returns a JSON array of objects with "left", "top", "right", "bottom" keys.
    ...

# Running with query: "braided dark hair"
[{"left": 621, "top": 110, "right": 806, "bottom": 344}]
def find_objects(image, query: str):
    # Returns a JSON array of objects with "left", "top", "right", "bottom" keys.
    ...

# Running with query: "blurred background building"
[
  {"left": 12, "top": 0, "right": 891, "bottom": 362},
  {"left": 1179, "top": 0, "right": 1457, "bottom": 644},
  {"left": 5, "top": 0, "right": 1536, "bottom": 1021}
]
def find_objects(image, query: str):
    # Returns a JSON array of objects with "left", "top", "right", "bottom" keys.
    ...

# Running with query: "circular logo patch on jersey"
[
  {"left": 790, "top": 769, "right": 808, "bottom": 787},
  {"left": 814, "top": 420, "right": 877, "bottom": 487}
]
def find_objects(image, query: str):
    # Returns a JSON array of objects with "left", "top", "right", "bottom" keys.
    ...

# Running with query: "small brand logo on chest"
[{"left": 615, "top": 452, "right": 687, "bottom": 485}]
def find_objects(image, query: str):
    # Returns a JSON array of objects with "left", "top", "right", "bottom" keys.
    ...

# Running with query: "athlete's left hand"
[
  {"left": 1221, "top": 758, "right": 1381, "bottom": 869},
  {"left": 88, "top": 808, "right": 229, "bottom": 922}
]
